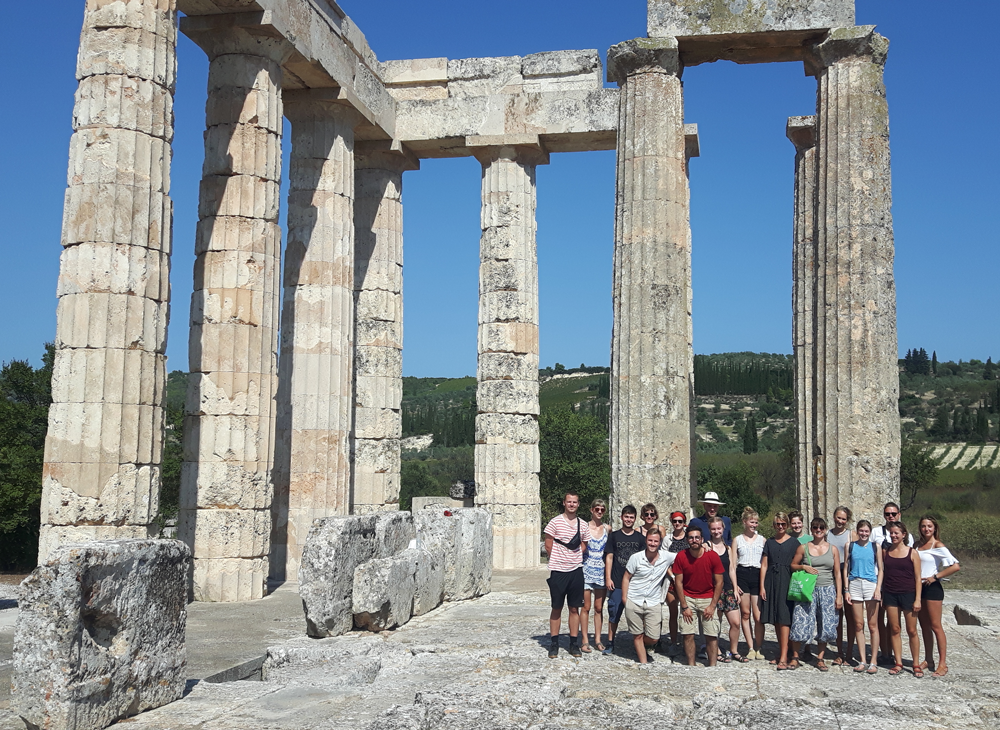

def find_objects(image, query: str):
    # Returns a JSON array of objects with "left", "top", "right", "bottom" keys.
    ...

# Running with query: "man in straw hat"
[{"left": 689, "top": 491, "right": 732, "bottom": 547}]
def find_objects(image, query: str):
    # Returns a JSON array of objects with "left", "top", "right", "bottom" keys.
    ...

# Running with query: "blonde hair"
[
  {"left": 590, "top": 498, "right": 607, "bottom": 522},
  {"left": 773, "top": 511, "right": 790, "bottom": 527},
  {"left": 741, "top": 506, "right": 759, "bottom": 523}
]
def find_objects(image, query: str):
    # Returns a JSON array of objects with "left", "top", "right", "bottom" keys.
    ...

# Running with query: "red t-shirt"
[{"left": 673, "top": 548, "right": 724, "bottom": 599}]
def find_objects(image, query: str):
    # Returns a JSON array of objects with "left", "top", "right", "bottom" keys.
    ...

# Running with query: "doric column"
[
  {"left": 807, "top": 26, "right": 899, "bottom": 526},
  {"left": 470, "top": 136, "right": 547, "bottom": 569},
  {"left": 787, "top": 115, "right": 818, "bottom": 517},
  {"left": 606, "top": 38, "right": 694, "bottom": 520},
  {"left": 271, "top": 94, "right": 362, "bottom": 582},
  {"left": 351, "top": 143, "right": 419, "bottom": 515},
  {"left": 179, "top": 27, "right": 290, "bottom": 601},
  {"left": 39, "top": 0, "right": 178, "bottom": 561}
]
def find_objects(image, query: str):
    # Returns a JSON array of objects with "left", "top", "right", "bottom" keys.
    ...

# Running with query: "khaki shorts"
[
  {"left": 625, "top": 601, "right": 663, "bottom": 640},
  {"left": 680, "top": 596, "right": 721, "bottom": 636}
]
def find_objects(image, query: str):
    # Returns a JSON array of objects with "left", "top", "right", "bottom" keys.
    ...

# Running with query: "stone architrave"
[
  {"left": 13, "top": 539, "right": 189, "bottom": 730},
  {"left": 470, "top": 137, "right": 547, "bottom": 570},
  {"left": 787, "top": 115, "right": 818, "bottom": 516},
  {"left": 179, "top": 27, "right": 291, "bottom": 602},
  {"left": 351, "top": 143, "right": 419, "bottom": 515},
  {"left": 38, "top": 0, "right": 178, "bottom": 562},
  {"left": 806, "top": 26, "right": 899, "bottom": 525},
  {"left": 271, "top": 94, "right": 363, "bottom": 583},
  {"left": 606, "top": 38, "right": 695, "bottom": 521}
]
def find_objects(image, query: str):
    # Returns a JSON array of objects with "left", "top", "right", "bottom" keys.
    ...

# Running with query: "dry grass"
[
  {"left": 947, "top": 558, "right": 1000, "bottom": 591},
  {"left": 0, "top": 573, "right": 29, "bottom": 586}
]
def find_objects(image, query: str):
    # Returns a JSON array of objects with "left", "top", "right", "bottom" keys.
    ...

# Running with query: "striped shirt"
[{"left": 544, "top": 515, "right": 593, "bottom": 572}]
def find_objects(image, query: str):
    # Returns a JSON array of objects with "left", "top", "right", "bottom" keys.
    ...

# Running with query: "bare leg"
[
  {"left": 777, "top": 624, "right": 790, "bottom": 665},
  {"left": 684, "top": 634, "right": 696, "bottom": 666},
  {"left": 904, "top": 609, "right": 921, "bottom": 672},
  {"left": 727, "top": 609, "right": 741, "bottom": 656},
  {"left": 593, "top": 590, "right": 606, "bottom": 647},
  {"left": 887, "top": 606, "right": 903, "bottom": 670},
  {"left": 843, "top": 603, "right": 857, "bottom": 663},
  {"left": 852, "top": 601, "right": 869, "bottom": 665},
  {"left": 706, "top": 636, "right": 719, "bottom": 667},
  {"left": 740, "top": 592, "right": 754, "bottom": 654},
  {"left": 751, "top": 595, "right": 763, "bottom": 653},
  {"left": 924, "top": 600, "right": 948, "bottom": 674},
  {"left": 581, "top": 589, "right": 592, "bottom": 647},
  {"left": 866, "top": 602, "right": 880, "bottom": 666}
]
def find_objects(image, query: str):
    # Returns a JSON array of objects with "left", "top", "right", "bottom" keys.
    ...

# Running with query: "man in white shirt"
[{"left": 621, "top": 530, "right": 677, "bottom": 664}]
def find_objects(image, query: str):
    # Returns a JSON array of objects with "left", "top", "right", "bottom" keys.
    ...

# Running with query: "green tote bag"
[{"left": 787, "top": 548, "right": 817, "bottom": 602}]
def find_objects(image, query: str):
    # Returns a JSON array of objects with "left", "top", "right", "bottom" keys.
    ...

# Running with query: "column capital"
[
  {"left": 355, "top": 140, "right": 421, "bottom": 173},
  {"left": 283, "top": 89, "right": 366, "bottom": 126},
  {"left": 607, "top": 37, "right": 680, "bottom": 84},
  {"left": 180, "top": 18, "right": 295, "bottom": 64},
  {"left": 466, "top": 135, "right": 550, "bottom": 167},
  {"left": 786, "top": 115, "right": 817, "bottom": 152},
  {"left": 805, "top": 26, "right": 888, "bottom": 76}
]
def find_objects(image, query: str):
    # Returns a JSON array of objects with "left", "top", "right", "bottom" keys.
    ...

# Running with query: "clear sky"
[{"left": 1, "top": 1, "right": 997, "bottom": 378}]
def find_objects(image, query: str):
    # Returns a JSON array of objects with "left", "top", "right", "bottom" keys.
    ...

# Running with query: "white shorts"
[
  {"left": 849, "top": 578, "right": 877, "bottom": 602},
  {"left": 584, "top": 582, "right": 606, "bottom": 592}
]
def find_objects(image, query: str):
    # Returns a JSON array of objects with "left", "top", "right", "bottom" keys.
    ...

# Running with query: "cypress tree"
[{"left": 932, "top": 351, "right": 938, "bottom": 375}]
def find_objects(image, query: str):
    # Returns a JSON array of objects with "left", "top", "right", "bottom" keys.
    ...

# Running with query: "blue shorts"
[{"left": 607, "top": 588, "right": 626, "bottom": 624}]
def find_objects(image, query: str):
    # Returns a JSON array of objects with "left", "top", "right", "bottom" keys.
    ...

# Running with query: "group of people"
[{"left": 543, "top": 491, "right": 959, "bottom": 678}]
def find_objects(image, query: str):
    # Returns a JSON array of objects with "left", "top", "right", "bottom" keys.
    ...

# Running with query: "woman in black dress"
[{"left": 759, "top": 512, "right": 799, "bottom": 669}]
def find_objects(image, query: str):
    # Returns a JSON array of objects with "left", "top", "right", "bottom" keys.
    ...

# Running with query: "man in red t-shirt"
[{"left": 672, "top": 524, "right": 724, "bottom": 666}]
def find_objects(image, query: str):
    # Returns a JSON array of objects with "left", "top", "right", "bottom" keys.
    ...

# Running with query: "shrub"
[{"left": 938, "top": 515, "right": 1000, "bottom": 559}]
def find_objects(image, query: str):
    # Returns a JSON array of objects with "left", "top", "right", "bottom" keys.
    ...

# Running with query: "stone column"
[
  {"left": 179, "top": 28, "right": 290, "bottom": 601},
  {"left": 606, "top": 38, "right": 694, "bottom": 520},
  {"left": 39, "top": 0, "right": 178, "bottom": 561},
  {"left": 352, "top": 143, "right": 419, "bottom": 515},
  {"left": 271, "top": 95, "right": 362, "bottom": 582},
  {"left": 806, "top": 26, "right": 899, "bottom": 525},
  {"left": 470, "top": 137, "right": 547, "bottom": 569},
  {"left": 787, "top": 115, "right": 818, "bottom": 517}
]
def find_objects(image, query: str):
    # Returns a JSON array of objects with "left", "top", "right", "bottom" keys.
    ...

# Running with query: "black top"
[{"left": 605, "top": 529, "right": 645, "bottom": 587}]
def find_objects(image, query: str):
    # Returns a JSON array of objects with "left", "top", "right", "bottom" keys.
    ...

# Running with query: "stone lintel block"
[
  {"left": 58, "top": 242, "right": 169, "bottom": 301},
  {"left": 13, "top": 539, "right": 189, "bottom": 730},
  {"left": 354, "top": 374, "right": 402, "bottom": 410},
  {"left": 36, "top": 524, "right": 156, "bottom": 565},
  {"left": 446, "top": 56, "right": 523, "bottom": 98},
  {"left": 607, "top": 37, "right": 680, "bottom": 84},
  {"left": 475, "top": 443, "right": 539, "bottom": 475},
  {"left": 479, "top": 322, "right": 538, "bottom": 356},
  {"left": 190, "top": 556, "right": 269, "bottom": 602},
  {"left": 475, "top": 413, "right": 539, "bottom": 444},
  {"left": 354, "top": 408, "right": 402, "bottom": 439},
  {"left": 647, "top": 0, "right": 855, "bottom": 38},
  {"left": 299, "top": 515, "right": 379, "bottom": 637},
  {"left": 374, "top": 510, "right": 416, "bottom": 558},
  {"left": 78, "top": 25, "right": 176, "bottom": 90},
  {"left": 62, "top": 181, "right": 171, "bottom": 250},
  {"left": 49, "top": 347, "right": 165, "bottom": 407},
  {"left": 476, "top": 379, "right": 539, "bottom": 416},
  {"left": 74, "top": 74, "right": 174, "bottom": 141},
  {"left": 811, "top": 26, "right": 887, "bottom": 72},
  {"left": 522, "top": 50, "right": 601, "bottom": 79},
  {"left": 352, "top": 549, "right": 420, "bottom": 631},
  {"left": 380, "top": 57, "right": 448, "bottom": 85},
  {"left": 177, "top": 507, "right": 271, "bottom": 559},
  {"left": 478, "top": 351, "right": 539, "bottom": 382},
  {"left": 786, "top": 115, "right": 817, "bottom": 151}
]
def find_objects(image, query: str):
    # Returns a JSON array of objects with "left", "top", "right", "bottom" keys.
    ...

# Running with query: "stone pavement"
[{"left": 4, "top": 573, "right": 1000, "bottom": 729}]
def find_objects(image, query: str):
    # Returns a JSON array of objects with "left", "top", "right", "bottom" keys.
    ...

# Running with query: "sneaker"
[
  {"left": 548, "top": 638, "right": 559, "bottom": 659},
  {"left": 568, "top": 640, "right": 582, "bottom": 658},
  {"left": 602, "top": 641, "right": 615, "bottom": 656}
]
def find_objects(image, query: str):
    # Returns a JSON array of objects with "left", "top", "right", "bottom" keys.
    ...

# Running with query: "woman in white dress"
[{"left": 916, "top": 516, "right": 960, "bottom": 677}]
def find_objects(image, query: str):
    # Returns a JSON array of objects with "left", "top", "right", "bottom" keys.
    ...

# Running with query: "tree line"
[{"left": 694, "top": 354, "right": 793, "bottom": 396}]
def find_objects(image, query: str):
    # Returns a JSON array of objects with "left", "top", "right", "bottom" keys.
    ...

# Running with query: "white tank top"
[{"left": 735, "top": 533, "right": 764, "bottom": 568}]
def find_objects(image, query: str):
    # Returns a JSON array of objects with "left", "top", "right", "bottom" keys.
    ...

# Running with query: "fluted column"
[
  {"left": 39, "top": 0, "right": 178, "bottom": 562},
  {"left": 271, "top": 96, "right": 362, "bottom": 582},
  {"left": 179, "top": 28, "right": 290, "bottom": 601},
  {"left": 807, "top": 26, "right": 899, "bottom": 526},
  {"left": 471, "top": 139, "right": 547, "bottom": 569},
  {"left": 351, "top": 143, "right": 418, "bottom": 515},
  {"left": 607, "top": 38, "right": 694, "bottom": 520},
  {"left": 787, "top": 115, "right": 818, "bottom": 517}
]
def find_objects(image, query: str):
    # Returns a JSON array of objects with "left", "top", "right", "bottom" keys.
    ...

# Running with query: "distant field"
[
  {"left": 539, "top": 374, "right": 604, "bottom": 409},
  {"left": 931, "top": 443, "right": 999, "bottom": 470}
]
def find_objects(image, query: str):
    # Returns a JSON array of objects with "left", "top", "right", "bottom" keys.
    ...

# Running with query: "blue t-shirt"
[{"left": 689, "top": 514, "right": 732, "bottom": 546}]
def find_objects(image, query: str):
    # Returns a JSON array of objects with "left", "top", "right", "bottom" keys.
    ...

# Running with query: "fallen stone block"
[
  {"left": 300, "top": 515, "right": 378, "bottom": 638},
  {"left": 414, "top": 508, "right": 492, "bottom": 601},
  {"left": 412, "top": 547, "right": 445, "bottom": 617},
  {"left": 12, "top": 539, "right": 189, "bottom": 730},
  {"left": 353, "top": 548, "right": 435, "bottom": 630},
  {"left": 374, "top": 510, "right": 415, "bottom": 558}
]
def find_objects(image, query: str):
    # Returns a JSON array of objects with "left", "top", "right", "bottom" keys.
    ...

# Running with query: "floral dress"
[{"left": 583, "top": 526, "right": 609, "bottom": 588}]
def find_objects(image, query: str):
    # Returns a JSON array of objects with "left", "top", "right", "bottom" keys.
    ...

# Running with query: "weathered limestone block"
[
  {"left": 299, "top": 515, "right": 378, "bottom": 637},
  {"left": 40, "top": 0, "right": 177, "bottom": 561},
  {"left": 353, "top": 548, "right": 442, "bottom": 630},
  {"left": 522, "top": 51, "right": 602, "bottom": 92},
  {"left": 13, "top": 539, "right": 189, "bottom": 730},
  {"left": 415, "top": 508, "right": 493, "bottom": 601},
  {"left": 375, "top": 511, "right": 416, "bottom": 558},
  {"left": 607, "top": 37, "right": 695, "bottom": 522},
  {"left": 647, "top": 0, "right": 855, "bottom": 37}
]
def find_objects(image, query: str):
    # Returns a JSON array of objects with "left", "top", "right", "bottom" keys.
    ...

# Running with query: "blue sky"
[{"left": 1, "top": 1, "right": 997, "bottom": 377}]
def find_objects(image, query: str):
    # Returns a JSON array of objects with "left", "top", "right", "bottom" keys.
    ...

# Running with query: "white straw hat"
[{"left": 699, "top": 491, "right": 726, "bottom": 506}]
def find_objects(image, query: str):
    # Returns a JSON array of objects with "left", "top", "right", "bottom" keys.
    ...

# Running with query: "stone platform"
[{"left": 4, "top": 575, "right": 1000, "bottom": 729}]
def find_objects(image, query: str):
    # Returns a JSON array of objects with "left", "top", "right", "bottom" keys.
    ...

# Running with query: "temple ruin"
[{"left": 39, "top": 0, "right": 899, "bottom": 599}]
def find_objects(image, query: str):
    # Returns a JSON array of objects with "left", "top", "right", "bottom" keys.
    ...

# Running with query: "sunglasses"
[
  {"left": 671, "top": 519, "right": 685, "bottom": 524},
  {"left": 884, "top": 511, "right": 898, "bottom": 517},
  {"left": 593, "top": 507, "right": 605, "bottom": 512},
  {"left": 642, "top": 512, "right": 657, "bottom": 517},
  {"left": 774, "top": 522, "right": 787, "bottom": 527}
]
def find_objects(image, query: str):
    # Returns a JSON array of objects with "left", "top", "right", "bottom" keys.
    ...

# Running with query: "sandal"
[
  {"left": 733, "top": 653, "right": 750, "bottom": 663},
  {"left": 581, "top": 644, "right": 592, "bottom": 653},
  {"left": 776, "top": 662, "right": 791, "bottom": 671},
  {"left": 867, "top": 665, "right": 878, "bottom": 675},
  {"left": 817, "top": 660, "right": 829, "bottom": 672},
  {"left": 888, "top": 665, "right": 904, "bottom": 676},
  {"left": 788, "top": 659, "right": 800, "bottom": 670},
  {"left": 913, "top": 666, "right": 924, "bottom": 678},
  {"left": 853, "top": 663, "right": 867, "bottom": 673},
  {"left": 831, "top": 656, "right": 845, "bottom": 667},
  {"left": 931, "top": 666, "right": 948, "bottom": 678},
  {"left": 720, "top": 652, "right": 733, "bottom": 663},
  {"left": 595, "top": 642, "right": 606, "bottom": 652}
]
